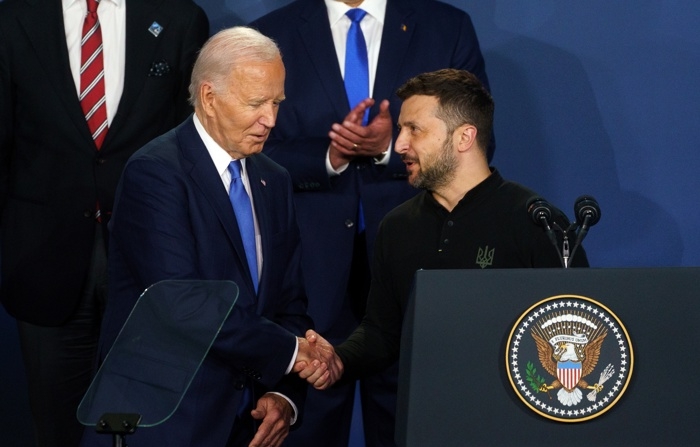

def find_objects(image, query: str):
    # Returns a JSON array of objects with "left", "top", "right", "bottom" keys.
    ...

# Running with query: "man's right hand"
[
  {"left": 294, "top": 330, "right": 344, "bottom": 390},
  {"left": 328, "top": 98, "right": 393, "bottom": 170}
]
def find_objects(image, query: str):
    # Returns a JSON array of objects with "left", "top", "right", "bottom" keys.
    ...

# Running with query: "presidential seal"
[{"left": 505, "top": 295, "right": 633, "bottom": 422}]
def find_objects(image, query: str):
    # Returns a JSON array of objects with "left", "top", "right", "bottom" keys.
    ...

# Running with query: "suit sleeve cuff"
[{"left": 285, "top": 336, "right": 299, "bottom": 375}]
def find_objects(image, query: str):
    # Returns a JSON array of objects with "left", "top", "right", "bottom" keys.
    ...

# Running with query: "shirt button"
[
  {"left": 443, "top": 239, "right": 449, "bottom": 244},
  {"left": 447, "top": 220, "right": 454, "bottom": 227}
]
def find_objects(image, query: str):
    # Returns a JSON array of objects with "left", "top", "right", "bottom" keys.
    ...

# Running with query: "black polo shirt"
[{"left": 337, "top": 169, "right": 588, "bottom": 377}]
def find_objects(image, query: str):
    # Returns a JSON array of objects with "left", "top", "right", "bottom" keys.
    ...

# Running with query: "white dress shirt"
[
  {"left": 193, "top": 113, "right": 299, "bottom": 424},
  {"left": 325, "top": 0, "right": 386, "bottom": 97},
  {"left": 324, "top": 0, "right": 391, "bottom": 174},
  {"left": 193, "top": 114, "right": 264, "bottom": 282}
]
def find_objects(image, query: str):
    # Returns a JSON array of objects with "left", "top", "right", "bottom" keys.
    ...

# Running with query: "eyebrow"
[{"left": 398, "top": 119, "right": 419, "bottom": 128}]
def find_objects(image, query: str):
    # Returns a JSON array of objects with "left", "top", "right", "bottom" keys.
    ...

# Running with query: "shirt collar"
[
  {"left": 424, "top": 168, "right": 501, "bottom": 213},
  {"left": 192, "top": 114, "right": 247, "bottom": 177},
  {"left": 63, "top": 0, "right": 123, "bottom": 10},
  {"left": 324, "top": 0, "right": 387, "bottom": 26}
]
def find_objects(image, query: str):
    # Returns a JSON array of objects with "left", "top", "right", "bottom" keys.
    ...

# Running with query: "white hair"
[{"left": 188, "top": 26, "right": 281, "bottom": 108}]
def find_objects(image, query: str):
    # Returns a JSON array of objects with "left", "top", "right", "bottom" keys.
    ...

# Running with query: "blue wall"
[
  {"left": 465, "top": 1, "right": 698, "bottom": 268},
  {"left": 3, "top": 1, "right": 698, "bottom": 445}
]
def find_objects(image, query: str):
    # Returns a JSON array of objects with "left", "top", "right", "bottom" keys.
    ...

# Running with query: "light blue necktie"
[
  {"left": 228, "top": 160, "right": 258, "bottom": 293},
  {"left": 345, "top": 8, "right": 369, "bottom": 126},
  {"left": 345, "top": 8, "right": 368, "bottom": 232}
]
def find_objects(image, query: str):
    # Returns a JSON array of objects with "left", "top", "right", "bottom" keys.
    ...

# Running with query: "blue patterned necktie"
[
  {"left": 228, "top": 160, "right": 258, "bottom": 293},
  {"left": 345, "top": 8, "right": 369, "bottom": 126}
]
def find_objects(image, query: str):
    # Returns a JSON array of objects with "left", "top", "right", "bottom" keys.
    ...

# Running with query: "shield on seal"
[{"left": 557, "top": 360, "right": 582, "bottom": 390}]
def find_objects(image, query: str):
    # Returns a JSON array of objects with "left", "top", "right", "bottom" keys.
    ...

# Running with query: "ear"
[
  {"left": 199, "top": 82, "right": 216, "bottom": 117},
  {"left": 454, "top": 124, "right": 478, "bottom": 153}
]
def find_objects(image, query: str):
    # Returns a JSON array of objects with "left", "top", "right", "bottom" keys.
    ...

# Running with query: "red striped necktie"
[{"left": 80, "top": 0, "right": 108, "bottom": 150}]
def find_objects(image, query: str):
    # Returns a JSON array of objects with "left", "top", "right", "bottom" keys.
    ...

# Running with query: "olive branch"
[{"left": 525, "top": 361, "right": 547, "bottom": 393}]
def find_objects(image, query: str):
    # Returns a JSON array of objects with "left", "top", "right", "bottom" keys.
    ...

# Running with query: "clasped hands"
[
  {"left": 245, "top": 330, "right": 340, "bottom": 447},
  {"left": 328, "top": 98, "right": 393, "bottom": 170},
  {"left": 294, "top": 329, "right": 343, "bottom": 390}
]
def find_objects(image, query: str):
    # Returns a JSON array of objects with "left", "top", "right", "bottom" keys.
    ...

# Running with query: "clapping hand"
[{"left": 328, "top": 98, "right": 393, "bottom": 169}]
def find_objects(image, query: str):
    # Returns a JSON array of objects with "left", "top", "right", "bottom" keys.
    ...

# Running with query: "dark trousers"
[
  {"left": 283, "top": 381, "right": 357, "bottom": 447},
  {"left": 285, "top": 232, "right": 374, "bottom": 447},
  {"left": 360, "top": 364, "right": 399, "bottom": 447},
  {"left": 283, "top": 364, "right": 399, "bottom": 447},
  {"left": 17, "top": 226, "right": 107, "bottom": 447}
]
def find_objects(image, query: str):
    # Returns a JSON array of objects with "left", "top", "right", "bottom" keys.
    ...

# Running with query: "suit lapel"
[
  {"left": 18, "top": 0, "right": 95, "bottom": 148},
  {"left": 297, "top": 1, "right": 350, "bottom": 117},
  {"left": 373, "top": 0, "right": 416, "bottom": 106},
  {"left": 108, "top": 0, "right": 166, "bottom": 139},
  {"left": 296, "top": 0, "right": 418, "bottom": 118}
]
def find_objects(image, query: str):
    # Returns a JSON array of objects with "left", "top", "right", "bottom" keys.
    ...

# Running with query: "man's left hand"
[
  {"left": 329, "top": 99, "right": 393, "bottom": 158},
  {"left": 248, "top": 393, "right": 293, "bottom": 447}
]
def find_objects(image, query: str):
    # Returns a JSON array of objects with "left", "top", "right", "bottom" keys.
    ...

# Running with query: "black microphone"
[
  {"left": 527, "top": 197, "right": 553, "bottom": 232},
  {"left": 574, "top": 195, "right": 601, "bottom": 230},
  {"left": 570, "top": 195, "right": 601, "bottom": 265},
  {"left": 527, "top": 197, "right": 564, "bottom": 266},
  {"left": 573, "top": 195, "right": 601, "bottom": 244}
]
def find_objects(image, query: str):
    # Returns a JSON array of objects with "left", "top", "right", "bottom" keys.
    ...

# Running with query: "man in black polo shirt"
[{"left": 296, "top": 69, "right": 588, "bottom": 442}]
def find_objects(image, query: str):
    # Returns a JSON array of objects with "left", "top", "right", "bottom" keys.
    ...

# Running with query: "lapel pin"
[
  {"left": 401, "top": 24, "right": 407, "bottom": 32},
  {"left": 260, "top": 179, "right": 267, "bottom": 187},
  {"left": 148, "top": 21, "right": 163, "bottom": 37}
]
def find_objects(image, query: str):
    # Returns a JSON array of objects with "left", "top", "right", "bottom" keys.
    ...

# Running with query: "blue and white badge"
[{"left": 148, "top": 21, "right": 163, "bottom": 37}]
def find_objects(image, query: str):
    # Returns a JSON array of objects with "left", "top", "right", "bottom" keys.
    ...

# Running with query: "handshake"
[{"left": 294, "top": 330, "right": 343, "bottom": 390}]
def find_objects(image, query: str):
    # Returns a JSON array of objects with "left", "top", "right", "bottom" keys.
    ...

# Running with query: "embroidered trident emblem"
[{"left": 476, "top": 246, "right": 494, "bottom": 268}]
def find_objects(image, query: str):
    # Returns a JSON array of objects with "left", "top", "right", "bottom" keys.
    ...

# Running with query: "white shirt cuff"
[
  {"left": 266, "top": 392, "right": 299, "bottom": 426},
  {"left": 326, "top": 146, "right": 349, "bottom": 175},
  {"left": 373, "top": 141, "right": 392, "bottom": 165}
]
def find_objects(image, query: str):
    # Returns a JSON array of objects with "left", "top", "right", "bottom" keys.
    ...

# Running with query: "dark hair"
[{"left": 396, "top": 69, "right": 494, "bottom": 152}]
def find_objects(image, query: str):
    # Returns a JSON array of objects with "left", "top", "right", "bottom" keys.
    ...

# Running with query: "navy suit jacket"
[
  {"left": 86, "top": 117, "right": 312, "bottom": 446},
  {"left": 0, "top": 0, "right": 209, "bottom": 326},
  {"left": 250, "top": 0, "right": 491, "bottom": 336}
]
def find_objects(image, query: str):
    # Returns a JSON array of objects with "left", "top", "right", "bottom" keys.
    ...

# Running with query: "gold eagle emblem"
[{"left": 531, "top": 312, "right": 611, "bottom": 406}]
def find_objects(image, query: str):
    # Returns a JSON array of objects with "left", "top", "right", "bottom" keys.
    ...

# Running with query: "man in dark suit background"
[
  {"left": 0, "top": 1, "right": 208, "bottom": 445},
  {"left": 250, "top": 1, "right": 491, "bottom": 445},
  {"left": 80, "top": 26, "right": 339, "bottom": 447}
]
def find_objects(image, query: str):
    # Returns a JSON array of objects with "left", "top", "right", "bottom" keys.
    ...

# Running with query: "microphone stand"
[
  {"left": 568, "top": 195, "right": 601, "bottom": 266},
  {"left": 530, "top": 195, "right": 599, "bottom": 269},
  {"left": 528, "top": 198, "right": 566, "bottom": 268},
  {"left": 568, "top": 215, "right": 590, "bottom": 267},
  {"left": 541, "top": 217, "right": 566, "bottom": 268},
  {"left": 552, "top": 222, "right": 576, "bottom": 269}
]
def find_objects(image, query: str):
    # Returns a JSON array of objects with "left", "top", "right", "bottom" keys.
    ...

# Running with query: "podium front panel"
[{"left": 396, "top": 267, "right": 699, "bottom": 446}]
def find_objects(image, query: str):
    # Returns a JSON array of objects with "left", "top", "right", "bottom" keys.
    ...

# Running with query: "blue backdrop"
[
  {"left": 197, "top": 0, "right": 699, "bottom": 268},
  {"left": 3, "top": 1, "right": 698, "bottom": 445}
]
